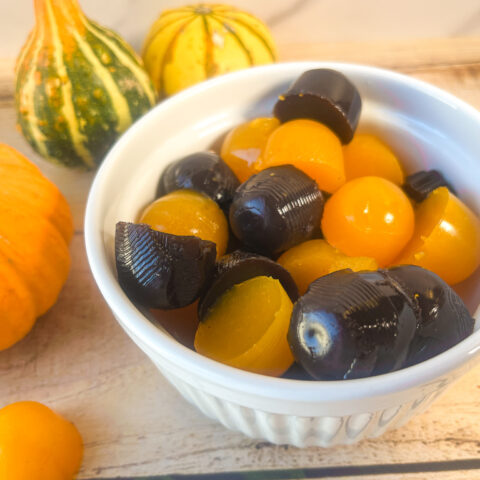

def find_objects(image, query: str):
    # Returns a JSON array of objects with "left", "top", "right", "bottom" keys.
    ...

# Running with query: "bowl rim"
[{"left": 85, "top": 61, "right": 480, "bottom": 403}]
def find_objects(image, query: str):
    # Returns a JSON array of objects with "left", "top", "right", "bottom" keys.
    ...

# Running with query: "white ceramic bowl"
[{"left": 85, "top": 62, "right": 480, "bottom": 447}]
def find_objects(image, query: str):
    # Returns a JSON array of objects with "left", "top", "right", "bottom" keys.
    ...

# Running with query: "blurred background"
[{"left": 2, "top": 0, "right": 480, "bottom": 57}]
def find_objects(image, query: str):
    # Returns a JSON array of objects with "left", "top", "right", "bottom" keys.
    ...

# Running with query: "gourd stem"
[{"left": 33, "top": 0, "right": 83, "bottom": 24}]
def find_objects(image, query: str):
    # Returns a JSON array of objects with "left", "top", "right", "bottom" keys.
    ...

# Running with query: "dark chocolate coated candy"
[
  {"left": 273, "top": 69, "right": 362, "bottom": 144},
  {"left": 198, "top": 250, "right": 298, "bottom": 320},
  {"left": 229, "top": 165, "right": 324, "bottom": 255},
  {"left": 157, "top": 152, "right": 240, "bottom": 212},
  {"left": 288, "top": 269, "right": 417, "bottom": 380},
  {"left": 289, "top": 264, "right": 474, "bottom": 380},
  {"left": 282, "top": 362, "right": 314, "bottom": 380},
  {"left": 403, "top": 170, "right": 456, "bottom": 202},
  {"left": 385, "top": 265, "right": 474, "bottom": 366},
  {"left": 115, "top": 222, "right": 216, "bottom": 309}
]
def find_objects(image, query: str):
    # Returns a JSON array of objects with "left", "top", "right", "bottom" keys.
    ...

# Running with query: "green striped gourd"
[{"left": 15, "top": 0, "right": 157, "bottom": 169}]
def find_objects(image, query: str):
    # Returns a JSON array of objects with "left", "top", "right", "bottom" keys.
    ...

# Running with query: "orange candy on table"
[
  {"left": 140, "top": 189, "right": 229, "bottom": 258},
  {"left": 256, "top": 118, "right": 346, "bottom": 193},
  {"left": 220, "top": 117, "right": 280, "bottom": 183},
  {"left": 278, "top": 239, "right": 378, "bottom": 295},
  {"left": 194, "top": 276, "right": 294, "bottom": 377},
  {"left": 0, "top": 401, "right": 83, "bottom": 480},
  {"left": 395, "top": 186, "right": 480, "bottom": 285},
  {"left": 343, "top": 133, "right": 405, "bottom": 185},
  {"left": 321, "top": 176, "right": 415, "bottom": 267}
]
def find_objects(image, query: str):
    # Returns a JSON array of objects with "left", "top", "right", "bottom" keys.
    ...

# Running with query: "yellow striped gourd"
[
  {"left": 143, "top": 4, "right": 277, "bottom": 98},
  {"left": 15, "top": 0, "right": 156, "bottom": 169}
]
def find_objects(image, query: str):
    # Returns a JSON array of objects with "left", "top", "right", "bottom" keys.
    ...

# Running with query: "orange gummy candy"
[
  {"left": 221, "top": 117, "right": 280, "bottom": 183},
  {"left": 395, "top": 186, "right": 480, "bottom": 284},
  {"left": 140, "top": 189, "right": 229, "bottom": 258},
  {"left": 322, "top": 176, "right": 414, "bottom": 267},
  {"left": 194, "top": 276, "right": 294, "bottom": 376},
  {"left": 343, "top": 133, "right": 404, "bottom": 185},
  {"left": 256, "top": 119, "right": 345, "bottom": 193}
]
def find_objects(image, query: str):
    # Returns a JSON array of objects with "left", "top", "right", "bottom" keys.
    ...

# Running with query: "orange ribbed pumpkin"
[{"left": 0, "top": 144, "right": 73, "bottom": 350}]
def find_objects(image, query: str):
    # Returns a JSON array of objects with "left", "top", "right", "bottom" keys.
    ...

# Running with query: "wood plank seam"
[{"left": 84, "top": 458, "right": 480, "bottom": 479}]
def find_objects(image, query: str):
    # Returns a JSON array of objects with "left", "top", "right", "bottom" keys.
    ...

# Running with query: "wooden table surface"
[{"left": 0, "top": 36, "right": 480, "bottom": 480}]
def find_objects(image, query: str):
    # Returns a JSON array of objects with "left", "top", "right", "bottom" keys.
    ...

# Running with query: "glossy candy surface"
[
  {"left": 220, "top": 117, "right": 279, "bottom": 183},
  {"left": 230, "top": 165, "right": 324, "bottom": 255},
  {"left": 403, "top": 169, "right": 455, "bottom": 202},
  {"left": 115, "top": 67, "right": 480, "bottom": 383},
  {"left": 151, "top": 301, "right": 199, "bottom": 350},
  {"left": 115, "top": 222, "right": 216, "bottom": 309},
  {"left": 199, "top": 250, "right": 298, "bottom": 320},
  {"left": 343, "top": 133, "right": 404, "bottom": 185},
  {"left": 278, "top": 239, "right": 378, "bottom": 295},
  {"left": 322, "top": 176, "right": 415, "bottom": 266},
  {"left": 288, "top": 269, "right": 417, "bottom": 380},
  {"left": 386, "top": 265, "right": 474, "bottom": 366},
  {"left": 273, "top": 69, "right": 362, "bottom": 144},
  {"left": 140, "top": 189, "right": 229, "bottom": 258},
  {"left": 256, "top": 119, "right": 345, "bottom": 193},
  {"left": 195, "top": 276, "right": 294, "bottom": 376},
  {"left": 157, "top": 152, "right": 239, "bottom": 212},
  {"left": 288, "top": 265, "right": 474, "bottom": 380},
  {"left": 395, "top": 187, "right": 480, "bottom": 284}
]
